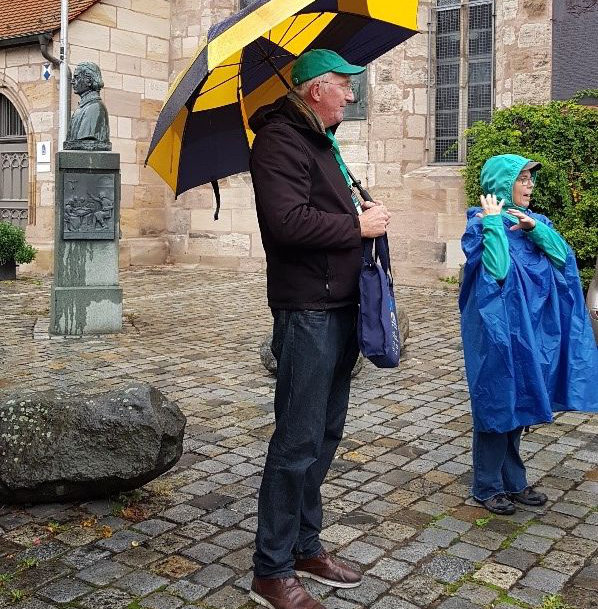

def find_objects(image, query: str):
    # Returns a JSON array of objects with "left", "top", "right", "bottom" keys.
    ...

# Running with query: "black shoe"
[
  {"left": 508, "top": 487, "right": 548, "bottom": 506},
  {"left": 475, "top": 494, "right": 516, "bottom": 515}
]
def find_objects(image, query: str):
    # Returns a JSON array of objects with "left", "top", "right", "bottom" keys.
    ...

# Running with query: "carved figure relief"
[{"left": 63, "top": 174, "right": 115, "bottom": 240}]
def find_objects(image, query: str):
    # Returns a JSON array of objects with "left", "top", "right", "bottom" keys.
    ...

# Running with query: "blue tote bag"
[{"left": 357, "top": 234, "right": 400, "bottom": 368}]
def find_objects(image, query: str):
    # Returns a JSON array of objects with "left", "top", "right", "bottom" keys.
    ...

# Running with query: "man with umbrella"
[{"left": 248, "top": 49, "right": 390, "bottom": 609}]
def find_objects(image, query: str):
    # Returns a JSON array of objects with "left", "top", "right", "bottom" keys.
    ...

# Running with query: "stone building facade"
[{"left": 0, "top": 0, "right": 575, "bottom": 284}]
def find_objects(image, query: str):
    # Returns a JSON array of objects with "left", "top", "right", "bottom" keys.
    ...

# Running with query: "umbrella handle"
[{"left": 346, "top": 167, "right": 373, "bottom": 203}]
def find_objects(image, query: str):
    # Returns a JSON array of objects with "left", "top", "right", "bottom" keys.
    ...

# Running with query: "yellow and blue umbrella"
[{"left": 146, "top": 0, "right": 419, "bottom": 200}]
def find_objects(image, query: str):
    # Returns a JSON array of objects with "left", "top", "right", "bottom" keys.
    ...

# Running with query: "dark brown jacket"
[{"left": 249, "top": 95, "right": 362, "bottom": 310}]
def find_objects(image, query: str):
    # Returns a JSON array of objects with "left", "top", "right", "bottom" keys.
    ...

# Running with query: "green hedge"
[
  {"left": 464, "top": 90, "right": 598, "bottom": 289},
  {"left": 0, "top": 221, "right": 36, "bottom": 266}
]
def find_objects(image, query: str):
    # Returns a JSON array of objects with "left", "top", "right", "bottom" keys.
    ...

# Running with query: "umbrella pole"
[
  {"left": 255, "top": 40, "right": 292, "bottom": 91},
  {"left": 347, "top": 168, "right": 373, "bottom": 203}
]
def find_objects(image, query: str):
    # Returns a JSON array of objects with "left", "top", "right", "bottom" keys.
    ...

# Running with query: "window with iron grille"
[
  {"left": 0, "top": 95, "right": 26, "bottom": 139},
  {"left": 431, "top": 0, "right": 494, "bottom": 163}
]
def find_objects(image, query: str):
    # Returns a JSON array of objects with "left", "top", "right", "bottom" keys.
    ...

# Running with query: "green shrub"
[
  {"left": 464, "top": 90, "right": 598, "bottom": 289},
  {"left": 0, "top": 221, "right": 37, "bottom": 266}
]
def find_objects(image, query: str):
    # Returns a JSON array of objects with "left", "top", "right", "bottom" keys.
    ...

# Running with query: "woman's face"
[{"left": 513, "top": 169, "right": 534, "bottom": 208}]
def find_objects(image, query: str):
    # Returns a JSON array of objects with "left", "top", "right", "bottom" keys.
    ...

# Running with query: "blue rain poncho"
[{"left": 459, "top": 154, "right": 598, "bottom": 433}]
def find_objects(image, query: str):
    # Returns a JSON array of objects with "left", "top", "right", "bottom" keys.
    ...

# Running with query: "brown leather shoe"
[
  {"left": 294, "top": 550, "right": 362, "bottom": 588},
  {"left": 250, "top": 576, "right": 325, "bottom": 609}
]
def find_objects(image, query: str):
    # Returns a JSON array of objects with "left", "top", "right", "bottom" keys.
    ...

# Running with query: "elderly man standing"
[{"left": 248, "top": 49, "right": 390, "bottom": 609}]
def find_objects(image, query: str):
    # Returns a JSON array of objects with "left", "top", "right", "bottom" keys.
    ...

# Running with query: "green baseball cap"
[{"left": 291, "top": 49, "right": 365, "bottom": 86}]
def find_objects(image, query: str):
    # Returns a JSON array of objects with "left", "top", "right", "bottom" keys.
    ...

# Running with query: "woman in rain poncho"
[{"left": 459, "top": 154, "right": 598, "bottom": 515}]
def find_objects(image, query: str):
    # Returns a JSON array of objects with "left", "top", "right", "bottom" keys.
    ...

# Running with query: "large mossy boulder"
[{"left": 0, "top": 384, "right": 185, "bottom": 504}]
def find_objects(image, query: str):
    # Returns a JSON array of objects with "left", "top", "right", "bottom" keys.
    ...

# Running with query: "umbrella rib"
[
  {"left": 213, "top": 58, "right": 276, "bottom": 69},
  {"left": 196, "top": 56, "right": 274, "bottom": 100},
  {"left": 255, "top": 38, "right": 291, "bottom": 90},
  {"left": 276, "top": 13, "right": 327, "bottom": 52},
  {"left": 276, "top": 14, "right": 299, "bottom": 49},
  {"left": 198, "top": 73, "right": 240, "bottom": 97},
  {"left": 267, "top": 53, "right": 296, "bottom": 60}
]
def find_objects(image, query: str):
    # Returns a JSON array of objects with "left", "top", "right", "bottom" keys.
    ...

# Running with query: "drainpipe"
[
  {"left": 38, "top": 32, "right": 60, "bottom": 68},
  {"left": 58, "top": 0, "right": 70, "bottom": 151}
]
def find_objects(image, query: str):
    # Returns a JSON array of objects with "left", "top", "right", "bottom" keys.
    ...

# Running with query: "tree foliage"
[{"left": 464, "top": 91, "right": 598, "bottom": 288}]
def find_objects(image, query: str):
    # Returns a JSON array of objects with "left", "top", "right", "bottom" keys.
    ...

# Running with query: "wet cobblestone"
[{"left": 1, "top": 268, "right": 597, "bottom": 609}]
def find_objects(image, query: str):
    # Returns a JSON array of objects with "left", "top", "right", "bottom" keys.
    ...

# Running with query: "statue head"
[
  {"left": 72, "top": 62, "right": 104, "bottom": 95},
  {"left": 64, "top": 61, "right": 111, "bottom": 151}
]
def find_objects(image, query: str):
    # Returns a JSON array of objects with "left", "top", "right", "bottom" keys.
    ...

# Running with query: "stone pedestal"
[{"left": 50, "top": 151, "right": 122, "bottom": 335}]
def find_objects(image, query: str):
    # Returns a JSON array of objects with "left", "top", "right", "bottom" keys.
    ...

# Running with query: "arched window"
[{"left": 0, "top": 94, "right": 28, "bottom": 228}]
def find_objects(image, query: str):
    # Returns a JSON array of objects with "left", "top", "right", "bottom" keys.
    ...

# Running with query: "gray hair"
[
  {"left": 293, "top": 71, "right": 333, "bottom": 99},
  {"left": 75, "top": 62, "right": 104, "bottom": 91}
]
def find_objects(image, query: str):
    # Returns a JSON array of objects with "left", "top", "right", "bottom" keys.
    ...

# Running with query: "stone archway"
[{"left": 0, "top": 93, "right": 29, "bottom": 228}]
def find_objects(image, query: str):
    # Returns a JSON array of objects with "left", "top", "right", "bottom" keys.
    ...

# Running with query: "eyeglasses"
[
  {"left": 516, "top": 177, "right": 534, "bottom": 186},
  {"left": 320, "top": 80, "right": 355, "bottom": 94}
]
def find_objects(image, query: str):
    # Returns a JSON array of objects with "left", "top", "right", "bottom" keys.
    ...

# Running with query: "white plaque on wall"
[{"left": 37, "top": 141, "right": 51, "bottom": 173}]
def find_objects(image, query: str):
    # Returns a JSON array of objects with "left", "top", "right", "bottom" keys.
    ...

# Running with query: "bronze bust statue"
[{"left": 64, "top": 62, "right": 111, "bottom": 151}]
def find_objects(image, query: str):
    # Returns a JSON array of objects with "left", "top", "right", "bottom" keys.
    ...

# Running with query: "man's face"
[
  {"left": 72, "top": 68, "right": 90, "bottom": 94},
  {"left": 513, "top": 169, "right": 534, "bottom": 208},
  {"left": 312, "top": 74, "right": 355, "bottom": 128}
]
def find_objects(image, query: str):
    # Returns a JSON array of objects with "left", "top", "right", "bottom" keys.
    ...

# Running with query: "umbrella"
[{"left": 145, "top": 0, "right": 420, "bottom": 205}]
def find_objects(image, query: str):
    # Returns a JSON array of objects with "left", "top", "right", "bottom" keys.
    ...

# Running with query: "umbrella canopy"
[{"left": 146, "top": 0, "right": 420, "bottom": 198}]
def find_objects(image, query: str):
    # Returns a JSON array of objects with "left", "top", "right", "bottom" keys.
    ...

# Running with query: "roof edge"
[{"left": 0, "top": 31, "right": 56, "bottom": 49}]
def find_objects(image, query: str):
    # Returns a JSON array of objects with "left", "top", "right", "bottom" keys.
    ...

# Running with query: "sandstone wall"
[
  {"left": 0, "top": 0, "right": 173, "bottom": 273},
  {"left": 1, "top": 0, "right": 555, "bottom": 285},
  {"left": 495, "top": 0, "right": 552, "bottom": 109}
]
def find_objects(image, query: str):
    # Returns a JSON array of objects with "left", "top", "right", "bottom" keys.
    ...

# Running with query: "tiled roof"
[{"left": 0, "top": 0, "right": 101, "bottom": 42}]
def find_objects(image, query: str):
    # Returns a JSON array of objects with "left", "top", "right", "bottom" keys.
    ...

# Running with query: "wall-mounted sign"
[
  {"left": 41, "top": 63, "right": 53, "bottom": 81},
  {"left": 36, "top": 141, "right": 51, "bottom": 173}
]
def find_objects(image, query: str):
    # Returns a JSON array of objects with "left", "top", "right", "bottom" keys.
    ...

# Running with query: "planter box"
[{"left": 0, "top": 261, "right": 16, "bottom": 281}]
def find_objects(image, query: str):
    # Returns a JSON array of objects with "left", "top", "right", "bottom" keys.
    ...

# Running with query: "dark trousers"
[
  {"left": 253, "top": 306, "right": 359, "bottom": 578},
  {"left": 472, "top": 427, "right": 528, "bottom": 501}
]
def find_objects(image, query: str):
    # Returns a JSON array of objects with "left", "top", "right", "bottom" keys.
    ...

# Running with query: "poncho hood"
[{"left": 480, "top": 154, "right": 540, "bottom": 210}]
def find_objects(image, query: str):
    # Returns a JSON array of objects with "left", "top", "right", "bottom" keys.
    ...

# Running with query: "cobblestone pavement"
[{"left": 0, "top": 267, "right": 597, "bottom": 609}]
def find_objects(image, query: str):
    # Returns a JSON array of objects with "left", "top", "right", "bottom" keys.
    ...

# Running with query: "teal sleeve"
[
  {"left": 481, "top": 215, "right": 510, "bottom": 281},
  {"left": 525, "top": 220, "right": 569, "bottom": 269}
]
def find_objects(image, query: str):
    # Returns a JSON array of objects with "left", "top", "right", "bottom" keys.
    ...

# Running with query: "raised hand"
[
  {"left": 507, "top": 208, "right": 536, "bottom": 231},
  {"left": 478, "top": 194, "right": 504, "bottom": 217}
]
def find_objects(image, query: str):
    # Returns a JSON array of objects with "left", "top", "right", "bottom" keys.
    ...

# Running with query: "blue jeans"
[
  {"left": 472, "top": 427, "right": 528, "bottom": 501},
  {"left": 253, "top": 306, "right": 359, "bottom": 579}
]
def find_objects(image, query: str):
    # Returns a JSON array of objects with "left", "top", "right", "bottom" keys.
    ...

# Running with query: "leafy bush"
[
  {"left": 464, "top": 90, "right": 598, "bottom": 289},
  {"left": 0, "top": 221, "right": 37, "bottom": 266}
]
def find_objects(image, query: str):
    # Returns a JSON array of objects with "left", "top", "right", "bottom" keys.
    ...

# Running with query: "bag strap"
[
  {"left": 363, "top": 238, "right": 375, "bottom": 266},
  {"left": 351, "top": 169, "right": 394, "bottom": 284},
  {"left": 373, "top": 235, "right": 394, "bottom": 287}
]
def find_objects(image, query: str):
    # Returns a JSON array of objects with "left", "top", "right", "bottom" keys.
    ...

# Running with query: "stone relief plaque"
[{"left": 63, "top": 173, "right": 115, "bottom": 240}]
